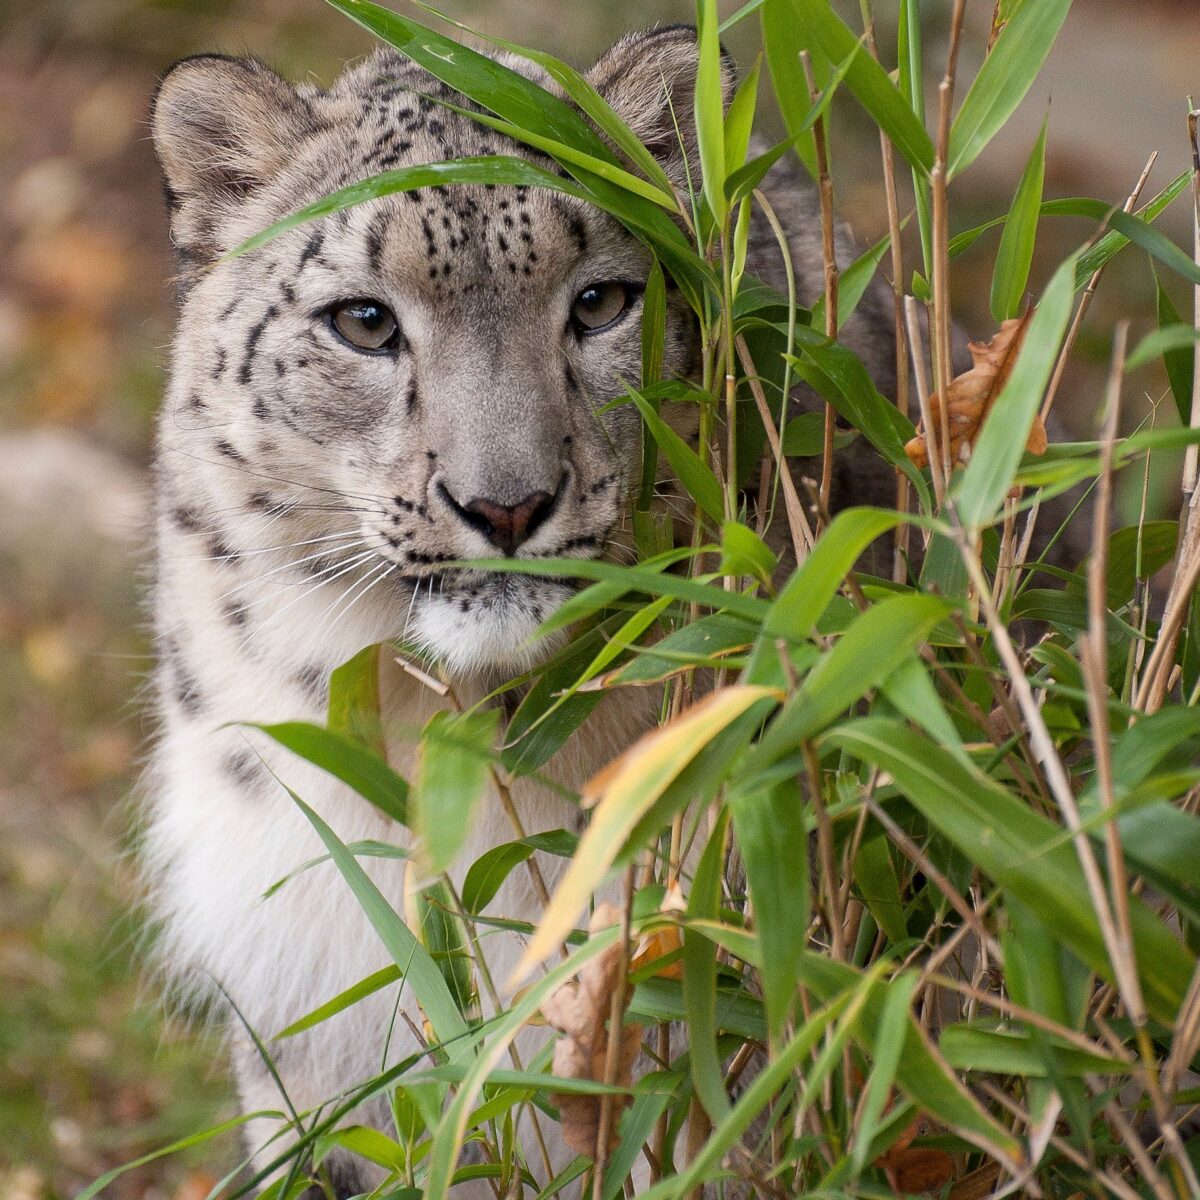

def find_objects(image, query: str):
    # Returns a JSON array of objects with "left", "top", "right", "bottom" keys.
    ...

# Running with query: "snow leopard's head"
[{"left": 152, "top": 29, "right": 727, "bottom": 676}]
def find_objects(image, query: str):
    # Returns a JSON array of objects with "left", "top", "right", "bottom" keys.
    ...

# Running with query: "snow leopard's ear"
[
  {"left": 151, "top": 55, "right": 309, "bottom": 263},
  {"left": 587, "top": 26, "right": 736, "bottom": 187}
]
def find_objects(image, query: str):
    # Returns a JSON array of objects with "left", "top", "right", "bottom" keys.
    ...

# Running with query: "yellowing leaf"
[
  {"left": 905, "top": 312, "right": 1044, "bottom": 470},
  {"left": 510, "top": 686, "right": 780, "bottom": 984},
  {"left": 630, "top": 881, "right": 686, "bottom": 981}
]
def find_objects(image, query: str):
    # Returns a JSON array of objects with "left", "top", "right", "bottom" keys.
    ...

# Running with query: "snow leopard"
[{"left": 146, "top": 25, "right": 897, "bottom": 1196}]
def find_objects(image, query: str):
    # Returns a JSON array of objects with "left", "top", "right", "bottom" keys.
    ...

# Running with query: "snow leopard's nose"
[{"left": 439, "top": 482, "right": 559, "bottom": 555}]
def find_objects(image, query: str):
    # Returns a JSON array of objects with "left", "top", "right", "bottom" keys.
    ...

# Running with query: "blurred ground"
[{"left": 0, "top": 1, "right": 1196, "bottom": 1196}]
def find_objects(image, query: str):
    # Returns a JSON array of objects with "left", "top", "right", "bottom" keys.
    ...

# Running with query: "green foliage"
[{"left": 120, "top": 1, "right": 1200, "bottom": 1197}]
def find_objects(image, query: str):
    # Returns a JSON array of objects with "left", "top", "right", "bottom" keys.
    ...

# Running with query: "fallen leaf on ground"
[
  {"left": 540, "top": 903, "right": 643, "bottom": 1157},
  {"left": 905, "top": 312, "right": 1044, "bottom": 471}
]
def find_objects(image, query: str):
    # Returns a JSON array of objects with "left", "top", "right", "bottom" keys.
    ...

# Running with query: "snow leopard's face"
[{"left": 152, "top": 33, "right": 714, "bottom": 676}]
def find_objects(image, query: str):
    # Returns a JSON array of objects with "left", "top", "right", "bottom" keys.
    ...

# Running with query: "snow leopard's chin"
[{"left": 401, "top": 572, "right": 571, "bottom": 678}]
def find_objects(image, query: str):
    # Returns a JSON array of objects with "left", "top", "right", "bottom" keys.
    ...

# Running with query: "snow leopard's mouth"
[{"left": 391, "top": 568, "right": 574, "bottom": 677}]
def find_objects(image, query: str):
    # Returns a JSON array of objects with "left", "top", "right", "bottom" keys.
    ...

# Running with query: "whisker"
[
  {"left": 158, "top": 442, "right": 394, "bottom": 505},
  {"left": 241, "top": 549, "right": 381, "bottom": 646},
  {"left": 209, "top": 539, "right": 374, "bottom": 605}
]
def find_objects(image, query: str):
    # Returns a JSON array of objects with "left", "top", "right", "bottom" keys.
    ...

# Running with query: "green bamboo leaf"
[
  {"left": 696, "top": 0, "right": 728, "bottom": 223},
  {"left": 275, "top": 965, "right": 401, "bottom": 1039},
  {"left": 940, "top": 1026, "right": 1129, "bottom": 1077},
  {"left": 1152, "top": 272, "right": 1196, "bottom": 423},
  {"left": 811, "top": 229, "right": 894, "bottom": 333},
  {"left": 823, "top": 718, "right": 1196, "bottom": 1022},
  {"left": 761, "top": 0, "right": 818, "bottom": 178},
  {"left": 414, "top": 708, "right": 500, "bottom": 878},
  {"left": 724, "top": 55, "right": 761, "bottom": 177},
  {"left": 629, "top": 390, "right": 725, "bottom": 524},
  {"left": 781, "top": 0, "right": 935, "bottom": 173},
  {"left": 852, "top": 835, "right": 908, "bottom": 946},
  {"left": 758, "top": 507, "right": 904, "bottom": 646},
  {"left": 319, "top": 1125, "right": 406, "bottom": 1171},
  {"left": 753, "top": 592, "right": 953, "bottom": 763},
  {"left": 849, "top": 970, "right": 918, "bottom": 1176},
  {"left": 253, "top": 722, "right": 409, "bottom": 827},
  {"left": 990, "top": 114, "right": 1047, "bottom": 322},
  {"left": 326, "top": 643, "right": 384, "bottom": 755},
  {"left": 432, "top": 103, "right": 676, "bottom": 206},
  {"left": 955, "top": 253, "right": 1077, "bottom": 529},
  {"left": 406, "top": 6, "right": 676, "bottom": 195},
  {"left": 413, "top": 878, "right": 475, "bottom": 1011},
  {"left": 468, "top": 556, "right": 771, "bottom": 625},
  {"left": 730, "top": 780, "right": 810, "bottom": 1044},
  {"left": 326, "top": 0, "right": 613, "bottom": 160},
  {"left": 898, "top": 0, "right": 932, "bottom": 271},
  {"left": 1128, "top": 321, "right": 1200, "bottom": 370},
  {"left": 460, "top": 831, "right": 576, "bottom": 915},
  {"left": 727, "top": 42, "right": 856, "bottom": 203},
  {"left": 783, "top": 954, "right": 1022, "bottom": 1164},
  {"left": 720, "top": 521, "right": 777, "bottom": 586},
  {"left": 231, "top": 156, "right": 593, "bottom": 259},
  {"left": 636, "top": 980, "right": 872, "bottom": 1200},
  {"left": 604, "top": 612, "right": 759, "bottom": 688},
  {"left": 948, "top": 0, "right": 1072, "bottom": 178},
  {"left": 500, "top": 619, "right": 617, "bottom": 774},
  {"left": 1074, "top": 170, "right": 1192, "bottom": 281},
  {"left": 288, "top": 789, "right": 473, "bottom": 1055}
]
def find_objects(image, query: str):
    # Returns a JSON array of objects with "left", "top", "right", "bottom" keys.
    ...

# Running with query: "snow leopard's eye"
[
  {"left": 328, "top": 300, "right": 401, "bottom": 353},
  {"left": 570, "top": 282, "right": 637, "bottom": 335}
]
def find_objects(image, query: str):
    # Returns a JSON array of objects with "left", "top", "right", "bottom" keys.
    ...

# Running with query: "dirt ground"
[{"left": 0, "top": 1, "right": 1195, "bottom": 1196}]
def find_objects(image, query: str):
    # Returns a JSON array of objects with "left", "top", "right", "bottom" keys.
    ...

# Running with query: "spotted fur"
[{"left": 146, "top": 29, "right": 895, "bottom": 1193}]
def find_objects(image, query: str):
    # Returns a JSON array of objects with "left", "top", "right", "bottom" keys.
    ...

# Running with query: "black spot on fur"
[
  {"left": 298, "top": 230, "right": 325, "bottom": 270},
  {"left": 212, "top": 347, "right": 227, "bottom": 381},
  {"left": 246, "top": 491, "right": 274, "bottom": 512},
  {"left": 224, "top": 600, "right": 250, "bottom": 628},
  {"left": 208, "top": 534, "right": 239, "bottom": 564},
  {"left": 252, "top": 396, "right": 270, "bottom": 420},
  {"left": 294, "top": 663, "right": 327, "bottom": 704},
  {"left": 214, "top": 439, "right": 244, "bottom": 463},
  {"left": 172, "top": 505, "right": 202, "bottom": 532},
  {"left": 365, "top": 211, "right": 390, "bottom": 272},
  {"left": 405, "top": 379, "right": 418, "bottom": 413},
  {"left": 223, "top": 749, "right": 261, "bottom": 786},
  {"left": 238, "top": 306, "right": 279, "bottom": 385},
  {"left": 567, "top": 215, "right": 588, "bottom": 255},
  {"left": 165, "top": 641, "right": 204, "bottom": 716}
]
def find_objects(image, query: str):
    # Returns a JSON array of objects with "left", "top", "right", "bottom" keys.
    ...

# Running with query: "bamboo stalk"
[
  {"left": 930, "top": 0, "right": 968, "bottom": 489},
  {"left": 800, "top": 51, "right": 840, "bottom": 525},
  {"left": 859, "top": 0, "right": 913, "bottom": 581}
]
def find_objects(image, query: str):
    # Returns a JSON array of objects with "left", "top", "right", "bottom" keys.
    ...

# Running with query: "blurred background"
[{"left": 0, "top": 1, "right": 1195, "bottom": 1196}]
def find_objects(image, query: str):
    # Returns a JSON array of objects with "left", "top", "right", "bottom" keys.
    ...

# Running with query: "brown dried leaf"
[
  {"left": 905, "top": 312, "right": 1045, "bottom": 471},
  {"left": 540, "top": 903, "right": 643, "bottom": 1157},
  {"left": 873, "top": 1113, "right": 955, "bottom": 1195},
  {"left": 878, "top": 1145, "right": 956, "bottom": 1194}
]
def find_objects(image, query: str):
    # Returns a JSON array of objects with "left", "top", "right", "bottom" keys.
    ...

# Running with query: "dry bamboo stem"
[
  {"left": 800, "top": 51, "right": 840, "bottom": 524},
  {"left": 859, "top": 0, "right": 913, "bottom": 581},
  {"left": 931, "top": 0, "right": 968, "bottom": 488},
  {"left": 904, "top": 295, "right": 947, "bottom": 505},
  {"left": 593, "top": 866, "right": 636, "bottom": 1200},
  {"left": 736, "top": 333, "right": 816, "bottom": 560}
]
